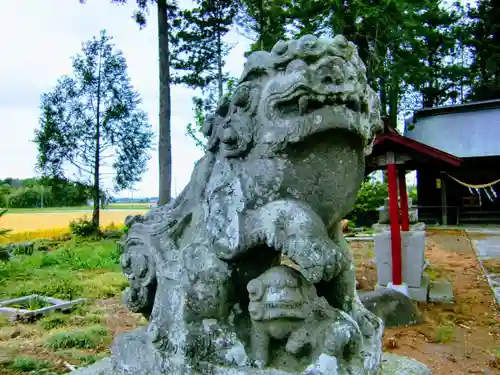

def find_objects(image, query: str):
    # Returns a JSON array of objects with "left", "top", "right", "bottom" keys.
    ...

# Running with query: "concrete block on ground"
[
  {"left": 407, "top": 274, "right": 429, "bottom": 303},
  {"left": 0, "top": 294, "right": 87, "bottom": 321},
  {"left": 372, "top": 222, "right": 426, "bottom": 234},
  {"left": 379, "top": 274, "right": 429, "bottom": 303},
  {"left": 429, "top": 280, "right": 454, "bottom": 304},
  {"left": 373, "top": 231, "right": 425, "bottom": 288}
]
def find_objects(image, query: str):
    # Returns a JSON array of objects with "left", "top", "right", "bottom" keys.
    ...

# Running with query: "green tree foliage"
[
  {"left": 171, "top": 0, "right": 238, "bottom": 150},
  {"left": 0, "top": 178, "right": 91, "bottom": 209},
  {"left": 347, "top": 179, "right": 388, "bottom": 227},
  {"left": 34, "top": 30, "right": 153, "bottom": 230},
  {"left": 186, "top": 77, "right": 237, "bottom": 149},
  {"left": 236, "top": 0, "right": 289, "bottom": 53},
  {"left": 0, "top": 209, "right": 11, "bottom": 237},
  {"left": 0, "top": 184, "right": 11, "bottom": 207},
  {"left": 40, "top": 177, "right": 91, "bottom": 208},
  {"left": 467, "top": 0, "right": 500, "bottom": 101},
  {"left": 174, "top": 0, "right": 237, "bottom": 94},
  {"left": 240, "top": 0, "right": 468, "bottom": 124}
]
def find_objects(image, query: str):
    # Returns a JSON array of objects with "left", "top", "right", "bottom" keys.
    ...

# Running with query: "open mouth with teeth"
[{"left": 274, "top": 90, "right": 369, "bottom": 117}]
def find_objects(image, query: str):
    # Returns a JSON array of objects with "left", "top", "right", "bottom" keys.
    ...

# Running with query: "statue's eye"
[{"left": 272, "top": 40, "right": 288, "bottom": 56}]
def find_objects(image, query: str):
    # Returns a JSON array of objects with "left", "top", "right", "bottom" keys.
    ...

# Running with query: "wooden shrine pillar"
[
  {"left": 398, "top": 170, "right": 410, "bottom": 232},
  {"left": 386, "top": 152, "right": 402, "bottom": 285},
  {"left": 440, "top": 171, "right": 448, "bottom": 225}
]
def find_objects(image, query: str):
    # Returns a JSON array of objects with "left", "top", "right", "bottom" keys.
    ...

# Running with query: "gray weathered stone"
[
  {"left": 428, "top": 281, "right": 455, "bottom": 304},
  {"left": 71, "top": 34, "right": 428, "bottom": 375},
  {"left": 378, "top": 198, "right": 418, "bottom": 225},
  {"left": 358, "top": 289, "right": 423, "bottom": 328},
  {"left": 381, "top": 353, "right": 431, "bottom": 374},
  {"left": 9, "top": 242, "right": 35, "bottom": 255}
]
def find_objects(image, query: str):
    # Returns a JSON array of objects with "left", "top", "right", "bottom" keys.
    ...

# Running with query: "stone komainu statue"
[{"left": 112, "top": 35, "right": 385, "bottom": 374}]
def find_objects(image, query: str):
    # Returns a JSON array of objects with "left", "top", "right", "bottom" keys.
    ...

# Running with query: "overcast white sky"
[{"left": 0, "top": 0, "right": 251, "bottom": 198}]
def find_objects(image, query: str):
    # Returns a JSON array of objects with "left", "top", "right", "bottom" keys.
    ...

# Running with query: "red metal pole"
[
  {"left": 398, "top": 170, "right": 410, "bottom": 232},
  {"left": 387, "top": 163, "right": 402, "bottom": 285}
]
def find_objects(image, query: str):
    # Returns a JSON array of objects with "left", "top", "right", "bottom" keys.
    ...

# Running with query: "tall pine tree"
[
  {"left": 81, "top": 0, "right": 181, "bottom": 205},
  {"left": 236, "top": 0, "right": 289, "bottom": 53},
  {"left": 173, "top": 0, "right": 238, "bottom": 149},
  {"left": 467, "top": 0, "right": 500, "bottom": 100}
]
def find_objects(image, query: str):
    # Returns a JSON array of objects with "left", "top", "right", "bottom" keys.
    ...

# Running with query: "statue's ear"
[
  {"left": 202, "top": 115, "right": 214, "bottom": 137},
  {"left": 216, "top": 95, "right": 231, "bottom": 117}
]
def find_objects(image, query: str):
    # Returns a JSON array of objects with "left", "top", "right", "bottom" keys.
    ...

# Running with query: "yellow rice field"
[{"left": 2, "top": 209, "right": 147, "bottom": 233}]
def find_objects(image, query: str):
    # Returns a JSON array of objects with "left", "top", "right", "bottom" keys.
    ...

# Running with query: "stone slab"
[
  {"left": 71, "top": 354, "right": 430, "bottom": 375},
  {"left": 372, "top": 223, "right": 426, "bottom": 233},
  {"left": 0, "top": 294, "right": 86, "bottom": 321},
  {"left": 376, "top": 274, "right": 429, "bottom": 303},
  {"left": 345, "top": 236, "right": 374, "bottom": 242},
  {"left": 408, "top": 274, "right": 429, "bottom": 303},
  {"left": 428, "top": 281, "right": 454, "bottom": 304}
]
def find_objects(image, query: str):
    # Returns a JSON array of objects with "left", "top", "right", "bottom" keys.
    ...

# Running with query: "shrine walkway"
[{"left": 467, "top": 227, "right": 500, "bottom": 305}]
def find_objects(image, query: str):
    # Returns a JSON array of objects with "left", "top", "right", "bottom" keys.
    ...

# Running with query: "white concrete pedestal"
[{"left": 373, "top": 229, "right": 429, "bottom": 302}]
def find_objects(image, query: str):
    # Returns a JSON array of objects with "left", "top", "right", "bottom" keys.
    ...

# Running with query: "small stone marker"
[
  {"left": 428, "top": 281, "right": 455, "bottom": 304},
  {"left": 0, "top": 294, "right": 86, "bottom": 322}
]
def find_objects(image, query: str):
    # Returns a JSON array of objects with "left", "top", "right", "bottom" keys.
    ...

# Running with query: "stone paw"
[
  {"left": 322, "top": 320, "right": 362, "bottom": 359},
  {"left": 353, "top": 302, "right": 383, "bottom": 338},
  {"left": 283, "top": 238, "right": 341, "bottom": 284}
]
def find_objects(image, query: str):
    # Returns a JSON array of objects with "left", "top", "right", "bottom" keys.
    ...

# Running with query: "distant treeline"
[{"left": 0, "top": 177, "right": 92, "bottom": 208}]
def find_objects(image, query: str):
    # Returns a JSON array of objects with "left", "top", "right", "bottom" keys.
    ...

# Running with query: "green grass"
[
  {"left": 8, "top": 356, "right": 50, "bottom": 372},
  {"left": 46, "top": 325, "right": 110, "bottom": 350},
  {"left": 4, "top": 203, "right": 149, "bottom": 214},
  {"left": 0, "top": 237, "right": 143, "bottom": 375},
  {"left": 54, "top": 349, "right": 107, "bottom": 366},
  {"left": 434, "top": 324, "right": 455, "bottom": 343},
  {"left": 0, "top": 238, "right": 128, "bottom": 300}
]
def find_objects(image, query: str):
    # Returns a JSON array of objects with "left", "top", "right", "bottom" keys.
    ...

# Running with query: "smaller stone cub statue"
[{"left": 247, "top": 265, "right": 363, "bottom": 369}]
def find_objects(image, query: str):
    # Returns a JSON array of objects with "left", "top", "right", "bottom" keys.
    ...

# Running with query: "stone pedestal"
[
  {"left": 72, "top": 354, "right": 431, "bottom": 375},
  {"left": 377, "top": 198, "right": 418, "bottom": 225},
  {"left": 373, "top": 230, "right": 428, "bottom": 302},
  {"left": 372, "top": 222, "right": 426, "bottom": 234}
]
